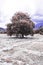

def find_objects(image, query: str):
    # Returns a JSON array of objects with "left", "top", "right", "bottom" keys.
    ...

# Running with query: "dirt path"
[{"left": 0, "top": 34, "right": 43, "bottom": 65}]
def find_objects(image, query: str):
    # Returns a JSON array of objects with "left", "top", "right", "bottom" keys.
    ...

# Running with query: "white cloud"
[
  {"left": 0, "top": 0, "right": 43, "bottom": 28},
  {"left": 0, "top": 0, "right": 36, "bottom": 28},
  {"left": 32, "top": 15, "right": 43, "bottom": 20},
  {"left": 35, "top": 0, "right": 43, "bottom": 14},
  {"left": 1, "top": 0, "right": 36, "bottom": 16}
]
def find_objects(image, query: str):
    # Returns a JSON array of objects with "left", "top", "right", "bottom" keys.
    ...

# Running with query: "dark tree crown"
[{"left": 6, "top": 12, "right": 35, "bottom": 38}]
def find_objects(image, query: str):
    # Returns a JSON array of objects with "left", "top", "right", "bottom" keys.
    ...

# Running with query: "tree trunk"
[{"left": 22, "top": 34, "right": 24, "bottom": 38}]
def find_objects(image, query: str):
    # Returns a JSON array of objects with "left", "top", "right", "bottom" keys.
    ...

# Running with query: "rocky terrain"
[{"left": 0, "top": 34, "right": 43, "bottom": 65}]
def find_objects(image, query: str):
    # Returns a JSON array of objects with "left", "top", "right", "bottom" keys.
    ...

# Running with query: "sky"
[{"left": 0, "top": 0, "right": 43, "bottom": 28}]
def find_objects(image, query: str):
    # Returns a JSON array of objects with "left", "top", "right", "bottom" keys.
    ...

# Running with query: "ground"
[{"left": 0, "top": 34, "right": 43, "bottom": 65}]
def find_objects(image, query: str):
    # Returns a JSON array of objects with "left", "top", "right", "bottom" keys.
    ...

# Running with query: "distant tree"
[
  {"left": 7, "top": 12, "right": 35, "bottom": 38},
  {"left": 33, "top": 26, "right": 43, "bottom": 35},
  {"left": 7, "top": 23, "right": 13, "bottom": 36},
  {"left": 39, "top": 26, "right": 43, "bottom": 35}
]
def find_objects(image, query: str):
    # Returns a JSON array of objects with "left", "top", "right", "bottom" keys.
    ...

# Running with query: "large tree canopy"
[{"left": 7, "top": 12, "right": 35, "bottom": 38}]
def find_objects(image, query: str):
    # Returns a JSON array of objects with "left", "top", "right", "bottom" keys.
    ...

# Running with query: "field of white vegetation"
[{"left": 0, "top": 34, "right": 43, "bottom": 65}]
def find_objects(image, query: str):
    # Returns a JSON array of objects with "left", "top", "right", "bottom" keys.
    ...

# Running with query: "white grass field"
[{"left": 0, "top": 34, "right": 43, "bottom": 65}]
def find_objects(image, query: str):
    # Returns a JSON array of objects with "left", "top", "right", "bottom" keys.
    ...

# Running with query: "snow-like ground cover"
[{"left": 0, "top": 34, "right": 43, "bottom": 65}]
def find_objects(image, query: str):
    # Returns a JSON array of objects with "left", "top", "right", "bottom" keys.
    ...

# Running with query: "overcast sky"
[{"left": 0, "top": 0, "right": 43, "bottom": 28}]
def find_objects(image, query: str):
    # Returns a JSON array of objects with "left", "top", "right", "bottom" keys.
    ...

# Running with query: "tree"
[
  {"left": 33, "top": 26, "right": 43, "bottom": 35},
  {"left": 39, "top": 26, "right": 43, "bottom": 35},
  {"left": 7, "top": 12, "right": 35, "bottom": 38}
]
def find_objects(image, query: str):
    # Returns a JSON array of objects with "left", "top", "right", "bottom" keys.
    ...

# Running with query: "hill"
[{"left": 0, "top": 27, "right": 6, "bottom": 33}]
